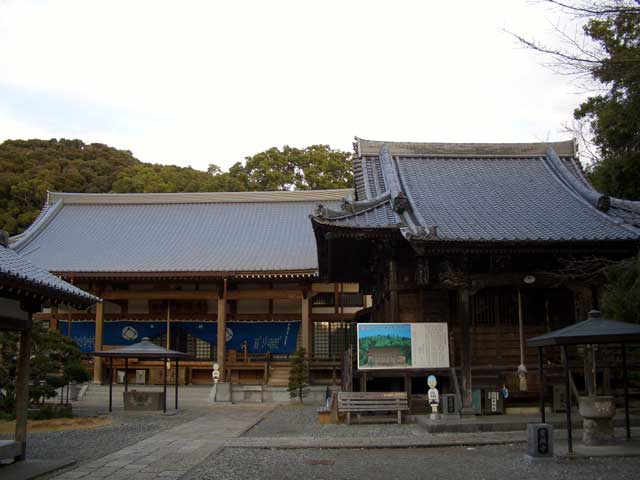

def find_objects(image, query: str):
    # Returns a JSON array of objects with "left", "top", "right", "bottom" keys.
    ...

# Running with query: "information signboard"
[{"left": 357, "top": 322, "right": 449, "bottom": 370}]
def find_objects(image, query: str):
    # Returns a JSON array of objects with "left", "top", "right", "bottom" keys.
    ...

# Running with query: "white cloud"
[{"left": 0, "top": 0, "right": 595, "bottom": 170}]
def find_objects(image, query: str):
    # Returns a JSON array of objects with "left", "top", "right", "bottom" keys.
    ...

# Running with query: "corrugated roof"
[
  {"left": 313, "top": 140, "right": 640, "bottom": 243},
  {"left": 12, "top": 190, "right": 351, "bottom": 274},
  {"left": 0, "top": 244, "right": 98, "bottom": 305}
]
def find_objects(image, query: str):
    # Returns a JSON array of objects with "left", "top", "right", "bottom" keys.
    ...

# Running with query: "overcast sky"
[{"left": 0, "top": 0, "right": 591, "bottom": 171}]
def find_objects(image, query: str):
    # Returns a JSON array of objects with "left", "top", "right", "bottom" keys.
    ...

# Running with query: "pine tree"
[{"left": 288, "top": 347, "right": 310, "bottom": 403}]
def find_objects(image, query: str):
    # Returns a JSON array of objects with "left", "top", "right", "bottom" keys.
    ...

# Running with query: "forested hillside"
[{"left": 0, "top": 139, "right": 352, "bottom": 235}]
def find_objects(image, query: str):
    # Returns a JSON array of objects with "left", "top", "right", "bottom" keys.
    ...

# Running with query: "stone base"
[
  {"left": 583, "top": 418, "right": 616, "bottom": 446},
  {"left": 123, "top": 391, "right": 164, "bottom": 411},
  {"left": 214, "top": 382, "right": 232, "bottom": 403},
  {"left": 429, "top": 413, "right": 442, "bottom": 421},
  {"left": 523, "top": 454, "right": 556, "bottom": 464}
]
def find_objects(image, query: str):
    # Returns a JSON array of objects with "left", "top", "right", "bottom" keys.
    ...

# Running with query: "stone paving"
[
  {"left": 43, "top": 402, "right": 640, "bottom": 479},
  {"left": 51, "top": 406, "right": 272, "bottom": 480}
]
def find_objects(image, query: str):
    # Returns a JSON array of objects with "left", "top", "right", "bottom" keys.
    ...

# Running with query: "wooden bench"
[{"left": 338, "top": 392, "right": 409, "bottom": 425}]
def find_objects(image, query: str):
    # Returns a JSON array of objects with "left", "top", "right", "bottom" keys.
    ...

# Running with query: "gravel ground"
[
  {"left": 0, "top": 408, "right": 205, "bottom": 467},
  {"left": 184, "top": 444, "right": 640, "bottom": 480},
  {"left": 244, "top": 405, "right": 426, "bottom": 437}
]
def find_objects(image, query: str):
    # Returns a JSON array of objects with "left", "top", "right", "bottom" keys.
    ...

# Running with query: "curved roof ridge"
[
  {"left": 11, "top": 199, "right": 64, "bottom": 253},
  {"left": 610, "top": 197, "right": 640, "bottom": 212},
  {"left": 356, "top": 137, "right": 576, "bottom": 157},
  {"left": 47, "top": 189, "right": 354, "bottom": 205},
  {"left": 544, "top": 147, "right": 610, "bottom": 212},
  {"left": 314, "top": 194, "right": 394, "bottom": 222}
]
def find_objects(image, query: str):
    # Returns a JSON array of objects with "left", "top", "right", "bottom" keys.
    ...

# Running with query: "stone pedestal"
[
  {"left": 440, "top": 394, "right": 460, "bottom": 417},
  {"left": 214, "top": 382, "right": 232, "bottom": 403},
  {"left": 582, "top": 418, "right": 615, "bottom": 446},
  {"left": 579, "top": 396, "right": 616, "bottom": 446},
  {"left": 123, "top": 391, "right": 164, "bottom": 411},
  {"left": 526, "top": 423, "right": 554, "bottom": 458}
]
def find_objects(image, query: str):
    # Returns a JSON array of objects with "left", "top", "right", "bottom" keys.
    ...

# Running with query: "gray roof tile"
[
  {"left": 0, "top": 244, "right": 98, "bottom": 304},
  {"left": 398, "top": 156, "right": 636, "bottom": 241},
  {"left": 12, "top": 190, "right": 351, "bottom": 273},
  {"left": 314, "top": 140, "right": 640, "bottom": 243}
]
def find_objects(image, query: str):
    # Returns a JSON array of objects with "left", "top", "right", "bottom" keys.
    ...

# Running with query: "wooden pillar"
[
  {"left": 93, "top": 302, "right": 104, "bottom": 384},
  {"left": 302, "top": 296, "right": 312, "bottom": 355},
  {"left": 458, "top": 289, "right": 472, "bottom": 411},
  {"left": 14, "top": 321, "right": 33, "bottom": 461},
  {"left": 49, "top": 305, "right": 58, "bottom": 332},
  {"left": 563, "top": 344, "right": 573, "bottom": 454},
  {"left": 388, "top": 258, "right": 399, "bottom": 323},
  {"left": 108, "top": 356, "right": 113, "bottom": 413},
  {"left": 217, "top": 280, "right": 228, "bottom": 381}
]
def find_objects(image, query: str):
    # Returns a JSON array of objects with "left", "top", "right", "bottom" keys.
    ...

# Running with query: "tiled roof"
[
  {"left": 356, "top": 138, "right": 576, "bottom": 157},
  {"left": 313, "top": 139, "right": 640, "bottom": 243},
  {"left": 0, "top": 243, "right": 98, "bottom": 305},
  {"left": 609, "top": 198, "right": 640, "bottom": 228},
  {"left": 11, "top": 190, "right": 352, "bottom": 274}
]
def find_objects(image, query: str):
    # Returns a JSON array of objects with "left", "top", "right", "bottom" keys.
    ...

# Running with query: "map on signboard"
[{"left": 357, "top": 322, "right": 449, "bottom": 370}]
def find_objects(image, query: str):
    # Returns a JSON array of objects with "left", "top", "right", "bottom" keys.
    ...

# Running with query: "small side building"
[{"left": 0, "top": 231, "right": 97, "bottom": 462}]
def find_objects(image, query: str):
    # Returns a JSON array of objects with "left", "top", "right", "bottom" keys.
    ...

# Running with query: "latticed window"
[
  {"left": 313, "top": 321, "right": 357, "bottom": 359},
  {"left": 152, "top": 332, "right": 215, "bottom": 360},
  {"left": 189, "top": 336, "right": 215, "bottom": 360}
]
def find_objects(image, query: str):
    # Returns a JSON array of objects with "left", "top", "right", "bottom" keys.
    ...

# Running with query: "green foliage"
[
  {"left": 1, "top": 139, "right": 352, "bottom": 235},
  {"left": 0, "top": 139, "right": 139, "bottom": 234},
  {"left": 237, "top": 145, "right": 352, "bottom": 191},
  {"left": 572, "top": 3, "right": 640, "bottom": 198},
  {"left": 64, "top": 362, "right": 91, "bottom": 384},
  {"left": 287, "top": 347, "right": 310, "bottom": 403},
  {"left": 601, "top": 255, "right": 640, "bottom": 323},
  {"left": 0, "top": 326, "right": 84, "bottom": 412}
]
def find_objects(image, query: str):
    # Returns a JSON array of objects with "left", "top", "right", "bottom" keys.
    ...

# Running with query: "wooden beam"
[
  {"left": 101, "top": 290, "right": 218, "bottom": 300},
  {"left": 310, "top": 313, "right": 357, "bottom": 321},
  {"left": 93, "top": 302, "right": 104, "bottom": 384},
  {"left": 226, "top": 289, "right": 302, "bottom": 300}
]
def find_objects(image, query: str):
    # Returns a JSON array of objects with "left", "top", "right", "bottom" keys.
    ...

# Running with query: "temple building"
[
  {"left": 311, "top": 138, "right": 640, "bottom": 409},
  {"left": 10, "top": 137, "right": 640, "bottom": 410},
  {"left": 10, "top": 189, "right": 366, "bottom": 387}
]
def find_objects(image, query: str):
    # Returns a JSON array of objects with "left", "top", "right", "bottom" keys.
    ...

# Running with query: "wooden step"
[{"left": 268, "top": 366, "right": 291, "bottom": 387}]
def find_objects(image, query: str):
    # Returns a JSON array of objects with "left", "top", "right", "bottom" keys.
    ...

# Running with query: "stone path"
[{"left": 51, "top": 406, "right": 272, "bottom": 480}]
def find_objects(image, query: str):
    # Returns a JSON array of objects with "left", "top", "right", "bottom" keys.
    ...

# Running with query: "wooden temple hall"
[
  {"left": 8, "top": 137, "right": 640, "bottom": 410},
  {"left": 311, "top": 138, "right": 640, "bottom": 409},
  {"left": 10, "top": 189, "right": 370, "bottom": 386}
]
